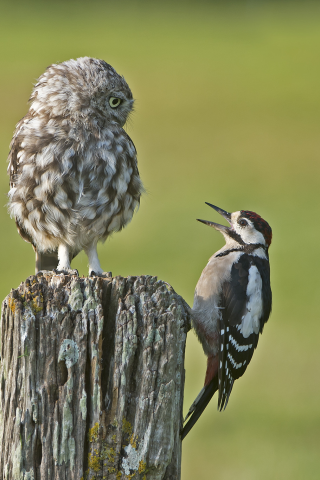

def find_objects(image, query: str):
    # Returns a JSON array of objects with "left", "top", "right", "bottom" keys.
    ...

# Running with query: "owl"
[{"left": 8, "top": 57, "right": 143, "bottom": 275}]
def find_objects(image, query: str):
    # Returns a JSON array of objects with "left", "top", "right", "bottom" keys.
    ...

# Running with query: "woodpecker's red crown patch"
[{"left": 240, "top": 211, "right": 272, "bottom": 246}]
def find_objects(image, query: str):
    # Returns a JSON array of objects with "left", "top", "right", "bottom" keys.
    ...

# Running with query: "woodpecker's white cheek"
[
  {"left": 239, "top": 265, "right": 263, "bottom": 338},
  {"left": 242, "top": 228, "right": 266, "bottom": 246},
  {"left": 233, "top": 222, "right": 266, "bottom": 246}
]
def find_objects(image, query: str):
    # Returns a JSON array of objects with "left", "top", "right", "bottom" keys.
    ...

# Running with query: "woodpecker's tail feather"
[{"left": 181, "top": 376, "right": 219, "bottom": 440}]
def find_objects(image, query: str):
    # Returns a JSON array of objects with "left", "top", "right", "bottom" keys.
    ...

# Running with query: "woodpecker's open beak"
[{"left": 197, "top": 203, "right": 232, "bottom": 235}]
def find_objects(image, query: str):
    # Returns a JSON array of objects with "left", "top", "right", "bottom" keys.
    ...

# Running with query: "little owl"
[{"left": 8, "top": 57, "right": 143, "bottom": 275}]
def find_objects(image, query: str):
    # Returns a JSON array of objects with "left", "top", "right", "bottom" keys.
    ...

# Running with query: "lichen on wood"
[{"left": 0, "top": 273, "right": 191, "bottom": 479}]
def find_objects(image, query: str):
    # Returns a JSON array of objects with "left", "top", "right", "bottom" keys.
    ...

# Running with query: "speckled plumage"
[{"left": 8, "top": 57, "right": 143, "bottom": 274}]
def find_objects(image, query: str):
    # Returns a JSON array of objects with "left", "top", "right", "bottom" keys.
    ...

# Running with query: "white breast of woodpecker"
[{"left": 182, "top": 202, "right": 272, "bottom": 440}]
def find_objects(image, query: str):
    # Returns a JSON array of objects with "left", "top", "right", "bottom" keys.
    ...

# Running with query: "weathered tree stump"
[{"left": 0, "top": 273, "right": 191, "bottom": 480}]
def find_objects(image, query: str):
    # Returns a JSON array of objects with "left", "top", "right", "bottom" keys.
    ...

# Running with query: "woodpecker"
[{"left": 181, "top": 203, "right": 272, "bottom": 440}]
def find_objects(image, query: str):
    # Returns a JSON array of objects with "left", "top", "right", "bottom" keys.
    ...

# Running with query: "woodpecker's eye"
[
  {"left": 239, "top": 219, "right": 248, "bottom": 227},
  {"left": 109, "top": 97, "right": 122, "bottom": 108}
]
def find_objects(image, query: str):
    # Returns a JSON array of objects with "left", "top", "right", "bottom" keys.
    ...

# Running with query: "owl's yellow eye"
[{"left": 109, "top": 97, "right": 122, "bottom": 108}]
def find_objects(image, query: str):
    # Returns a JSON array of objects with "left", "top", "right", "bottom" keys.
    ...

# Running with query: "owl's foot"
[
  {"left": 53, "top": 268, "right": 79, "bottom": 276},
  {"left": 90, "top": 271, "right": 112, "bottom": 278},
  {"left": 36, "top": 270, "right": 57, "bottom": 276}
]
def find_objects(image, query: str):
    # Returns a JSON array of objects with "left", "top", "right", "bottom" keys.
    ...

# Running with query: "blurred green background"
[{"left": 0, "top": 0, "right": 319, "bottom": 478}]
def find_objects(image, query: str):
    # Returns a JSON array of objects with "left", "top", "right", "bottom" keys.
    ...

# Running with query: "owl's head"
[{"left": 29, "top": 57, "right": 134, "bottom": 126}]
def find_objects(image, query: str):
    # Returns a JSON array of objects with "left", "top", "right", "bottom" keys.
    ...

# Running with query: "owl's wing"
[
  {"left": 7, "top": 114, "right": 35, "bottom": 246},
  {"left": 7, "top": 114, "right": 71, "bottom": 270},
  {"left": 121, "top": 129, "right": 142, "bottom": 180},
  {"left": 8, "top": 115, "right": 28, "bottom": 188}
]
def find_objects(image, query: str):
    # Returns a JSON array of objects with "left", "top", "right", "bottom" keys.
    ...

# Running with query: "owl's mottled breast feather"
[{"left": 8, "top": 115, "right": 143, "bottom": 252}]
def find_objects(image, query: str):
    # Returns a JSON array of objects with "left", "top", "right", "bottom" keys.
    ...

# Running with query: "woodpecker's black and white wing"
[{"left": 217, "top": 253, "right": 272, "bottom": 410}]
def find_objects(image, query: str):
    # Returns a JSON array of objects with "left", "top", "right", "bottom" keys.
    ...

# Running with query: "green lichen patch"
[
  {"left": 69, "top": 280, "right": 83, "bottom": 311},
  {"left": 88, "top": 452, "right": 101, "bottom": 472},
  {"left": 21, "top": 289, "right": 43, "bottom": 314},
  {"left": 103, "top": 445, "right": 116, "bottom": 464},
  {"left": 138, "top": 460, "right": 146, "bottom": 474},
  {"left": 20, "top": 307, "right": 35, "bottom": 345},
  {"left": 32, "top": 295, "right": 43, "bottom": 313},
  {"left": 88, "top": 423, "right": 100, "bottom": 443},
  {"left": 92, "top": 379, "right": 101, "bottom": 414},
  {"left": 53, "top": 421, "right": 59, "bottom": 464},
  {"left": 7, "top": 297, "right": 15, "bottom": 314},
  {"left": 130, "top": 434, "right": 138, "bottom": 449},
  {"left": 83, "top": 418, "right": 149, "bottom": 479},
  {"left": 58, "top": 339, "right": 79, "bottom": 369},
  {"left": 85, "top": 440, "right": 117, "bottom": 478},
  {"left": 80, "top": 389, "right": 87, "bottom": 421},
  {"left": 122, "top": 418, "right": 133, "bottom": 436},
  {"left": 83, "top": 283, "right": 98, "bottom": 312},
  {"left": 24, "top": 469, "right": 35, "bottom": 480},
  {"left": 12, "top": 442, "right": 22, "bottom": 478},
  {"left": 59, "top": 401, "right": 75, "bottom": 468}
]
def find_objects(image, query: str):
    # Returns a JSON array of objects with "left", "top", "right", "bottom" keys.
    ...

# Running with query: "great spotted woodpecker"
[{"left": 181, "top": 203, "right": 272, "bottom": 440}]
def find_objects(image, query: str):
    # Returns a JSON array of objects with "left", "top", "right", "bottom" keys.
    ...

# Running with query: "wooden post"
[{"left": 0, "top": 273, "right": 191, "bottom": 480}]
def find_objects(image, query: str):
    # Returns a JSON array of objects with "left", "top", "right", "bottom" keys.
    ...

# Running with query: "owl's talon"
[
  {"left": 103, "top": 271, "right": 113, "bottom": 278},
  {"left": 90, "top": 271, "right": 112, "bottom": 278},
  {"left": 53, "top": 268, "right": 79, "bottom": 276},
  {"left": 36, "top": 270, "right": 55, "bottom": 276}
]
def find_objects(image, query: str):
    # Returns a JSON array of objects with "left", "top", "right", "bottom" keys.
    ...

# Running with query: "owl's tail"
[
  {"left": 35, "top": 249, "right": 80, "bottom": 273},
  {"left": 35, "top": 251, "right": 59, "bottom": 273}
]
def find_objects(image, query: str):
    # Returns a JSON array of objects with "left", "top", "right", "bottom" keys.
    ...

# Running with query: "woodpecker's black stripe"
[
  {"left": 215, "top": 243, "right": 268, "bottom": 258},
  {"left": 227, "top": 230, "right": 245, "bottom": 245},
  {"left": 215, "top": 248, "right": 241, "bottom": 258},
  {"left": 217, "top": 252, "right": 272, "bottom": 410}
]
